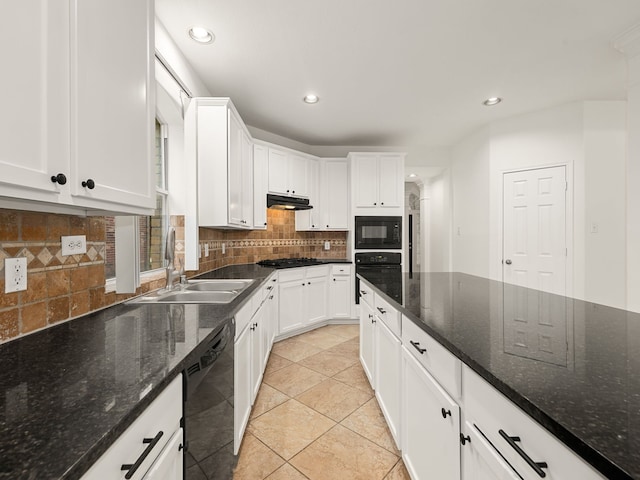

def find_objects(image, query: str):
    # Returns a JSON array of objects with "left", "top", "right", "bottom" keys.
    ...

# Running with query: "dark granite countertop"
[
  {"left": 0, "top": 263, "right": 275, "bottom": 480},
  {"left": 358, "top": 271, "right": 640, "bottom": 480}
]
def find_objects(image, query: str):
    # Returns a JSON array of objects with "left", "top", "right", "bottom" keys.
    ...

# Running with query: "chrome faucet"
[{"left": 165, "top": 227, "right": 181, "bottom": 290}]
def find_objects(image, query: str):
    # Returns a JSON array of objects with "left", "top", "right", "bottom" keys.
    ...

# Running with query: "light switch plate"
[
  {"left": 61, "top": 235, "right": 87, "bottom": 256},
  {"left": 5, "top": 257, "right": 27, "bottom": 293}
]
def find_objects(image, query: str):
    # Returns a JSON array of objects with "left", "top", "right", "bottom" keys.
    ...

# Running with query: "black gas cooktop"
[{"left": 257, "top": 257, "right": 322, "bottom": 268}]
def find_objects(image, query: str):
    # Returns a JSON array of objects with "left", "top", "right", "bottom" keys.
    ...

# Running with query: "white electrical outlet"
[
  {"left": 324, "top": 241, "right": 330, "bottom": 250},
  {"left": 204, "top": 243, "right": 209, "bottom": 257},
  {"left": 222, "top": 243, "right": 226, "bottom": 255},
  {"left": 61, "top": 235, "right": 87, "bottom": 256},
  {"left": 5, "top": 257, "right": 27, "bottom": 293}
]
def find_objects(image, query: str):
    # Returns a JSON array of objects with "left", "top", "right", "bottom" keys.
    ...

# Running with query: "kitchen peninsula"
[{"left": 358, "top": 271, "right": 639, "bottom": 480}]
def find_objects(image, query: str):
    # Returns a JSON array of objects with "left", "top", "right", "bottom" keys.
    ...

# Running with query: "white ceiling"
[{"left": 155, "top": 0, "right": 640, "bottom": 150}]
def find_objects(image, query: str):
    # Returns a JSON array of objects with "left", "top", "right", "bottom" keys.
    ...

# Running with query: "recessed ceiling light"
[
  {"left": 408, "top": 173, "right": 417, "bottom": 178},
  {"left": 188, "top": 26, "right": 214, "bottom": 44},
  {"left": 483, "top": 97, "right": 502, "bottom": 106},
  {"left": 303, "top": 94, "right": 319, "bottom": 104}
]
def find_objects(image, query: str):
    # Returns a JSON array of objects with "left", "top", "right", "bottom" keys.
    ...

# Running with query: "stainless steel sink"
[
  {"left": 128, "top": 278, "right": 256, "bottom": 304},
  {"left": 185, "top": 279, "right": 255, "bottom": 292}
]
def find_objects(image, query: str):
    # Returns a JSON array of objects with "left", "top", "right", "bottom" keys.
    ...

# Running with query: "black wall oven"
[
  {"left": 354, "top": 216, "right": 402, "bottom": 249},
  {"left": 355, "top": 252, "right": 402, "bottom": 304}
]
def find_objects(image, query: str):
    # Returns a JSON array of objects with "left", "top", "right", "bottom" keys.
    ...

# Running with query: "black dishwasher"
[{"left": 183, "top": 316, "right": 236, "bottom": 480}]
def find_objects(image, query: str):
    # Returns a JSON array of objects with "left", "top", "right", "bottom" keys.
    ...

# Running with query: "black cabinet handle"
[
  {"left": 460, "top": 433, "right": 471, "bottom": 445},
  {"left": 51, "top": 173, "right": 67, "bottom": 185},
  {"left": 267, "top": 286, "right": 273, "bottom": 290},
  {"left": 410, "top": 341, "right": 426, "bottom": 354},
  {"left": 269, "top": 295, "right": 274, "bottom": 299},
  {"left": 368, "top": 314, "right": 373, "bottom": 319},
  {"left": 121, "top": 431, "right": 164, "bottom": 479},
  {"left": 264, "top": 222, "right": 267, "bottom": 226},
  {"left": 312, "top": 224, "right": 315, "bottom": 228},
  {"left": 374, "top": 202, "right": 377, "bottom": 205},
  {"left": 441, "top": 408, "right": 451, "bottom": 418},
  {"left": 82, "top": 179, "right": 95, "bottom": 189},
  {"left": 333, "top": 278, "right": 336, "bottom": 281},
  {"left": 381, "top": 202, "right": 384, "bottom": 205},
  {"left": 307, "top": 282, "right": 311, "bottom": 285},
  {"left": 499, "top": 429, "right": 548, "bottom": 477},
  {"left": 286, "top": 189, "right": 290, "bottom": 193},
  {"left": 360, "top": 290, "right": 367, "bottom": 295},
  {"left": 377, "top": 307, "right": 386, "bottom": 314},
  {"left": 326, "top": 225, "right": 329, "bottom": 227},
  {"left": 292, "top": 190, "right": 295, "bottom": 194}
]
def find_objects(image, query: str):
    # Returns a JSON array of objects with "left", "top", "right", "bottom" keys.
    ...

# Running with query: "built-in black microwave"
[{"left": 354, "top": 216, "right": 402, "bottom": 249}]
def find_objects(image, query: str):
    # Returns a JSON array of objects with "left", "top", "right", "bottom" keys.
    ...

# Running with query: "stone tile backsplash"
[{"left": 0, "top": 208, "right": 348, "bottom": 343}]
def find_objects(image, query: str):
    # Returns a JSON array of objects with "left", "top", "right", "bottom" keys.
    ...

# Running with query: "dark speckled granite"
[
  {"left": 0, "top": 264, "right": 275, "bottom": 480},
  {"left": 359, "top": 271, "right": 640, "bottom": 480}
]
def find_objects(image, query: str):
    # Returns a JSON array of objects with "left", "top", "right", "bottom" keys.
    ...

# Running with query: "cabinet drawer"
[
  {"left": 374, "top": 294, "right": 401, "bottom": 338},
  {"left": 358, "top": 281, "right": 374, "bottom": 306},
  {"left": 463, "top": 367, "right": 605, "bottom": 480},
  {"left": 278, "top": 269, "right": 304, "bottom": 282},
  {"left": 331, "top": 264, "right": 351, "bottom": 276},
  {"left": 306, "top": 265, "right": 330, "bottom": 278},
  {"left": 82, "top": 375, "right": 182, "bottom": 479},
  {"left": 401, "top": 315, "right": 461, "bottom": 399}
]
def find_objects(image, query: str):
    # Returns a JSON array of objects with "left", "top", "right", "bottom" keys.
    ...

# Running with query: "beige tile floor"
[{"left": 234, "top": 324, "right": 411, "bottom": 480}]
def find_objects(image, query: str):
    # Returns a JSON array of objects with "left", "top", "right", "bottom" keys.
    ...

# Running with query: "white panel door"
[
  {"left": 353, "top": 155, "right": 379, "bottom": 208},
  {"left": 241, "top": 130, "right": 254, "bottom": 226},
  {"left": 325, "top": 160, "right": 349, "bottom": 229},
  {"left": 359, "top": 299, "right": 376, "bottom": 388},
  {"left": 228, "top": 110, "right": 243, "bottom": 226},
  {"left": 253, "top": 144, "right": 268, "bottom": 229},
  {"left": 142, "top": 428, "right": 184, "bottom": 480},
  {"left": 268, "top": 148, "right": 288, "bottom": 195},
  {"left": 503, "top": 166, "right": 566, "bottom": 295},
  {"left": 378, "top": 155, "right": 403, "bottom": 208}
]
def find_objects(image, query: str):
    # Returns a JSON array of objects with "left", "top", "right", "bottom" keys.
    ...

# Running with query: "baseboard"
[{"left": 274, "top": 317, "right": 358, "bottom": 342}]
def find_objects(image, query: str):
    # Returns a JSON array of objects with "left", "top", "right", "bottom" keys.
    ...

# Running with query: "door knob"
[{"left": 505, "top": 259, "right": 512, "bottom": 265}]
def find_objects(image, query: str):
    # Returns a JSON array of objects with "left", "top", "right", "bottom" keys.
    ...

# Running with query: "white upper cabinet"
[
  {"left": 323, "top": 159, "right": 349, "bottom": 229},
  {"left": 0, "top": 0, "right": 155, "bottom": 216},
  {"left": 185, "top": 98, "right": 254, "bottom": 229},
  {"left": 253, "top": 144, "right": 268, "bottom": 229},
  {"left": 268, "top": 147, "right": 308, "bottom": 197},
  {"left": 350, "top": 153, "right": 405, "bottom": 214},
  {"left": 296, "top": 158, "right": 349, "bottom": 231}
]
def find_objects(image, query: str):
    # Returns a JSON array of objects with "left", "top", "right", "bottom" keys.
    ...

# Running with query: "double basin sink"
[{"left": 129, "top": 279, "right": 256, "bottom": 304}]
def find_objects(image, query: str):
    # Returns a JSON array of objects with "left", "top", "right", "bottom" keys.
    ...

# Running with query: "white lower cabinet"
[
  {"left": 375, "top": 317, "right": 402, "bottom": 449},
  {"left": 329, "top": 265, "right": 352, "bottom": 318},
  {"left": 402, "top": 346, "right": 460, "bottom": 480},
  {"left": 82, "top": 375, "right": 183, "bottom": 480},
  {"left": 142, "top": 428, "right": 184, "bottom": 480},
  {"left": 278, "top": 266, "right": 329, "bottom": 335},
  {"left": 462, "top": 366, "right": 605, "bottom": 480},
  {"left": 234, "top": 318, "right": 252, "bottom": 455},
  {"left": 461, "top": 421, "right": 520, "bottom": 480},
  {"left": 359, "top": 297, "right": 376, "bottom": 388}
]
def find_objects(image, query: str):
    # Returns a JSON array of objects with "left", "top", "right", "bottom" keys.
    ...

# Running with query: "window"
[{"left": 105, "top": 119, "right": 169, "bottom": 282}]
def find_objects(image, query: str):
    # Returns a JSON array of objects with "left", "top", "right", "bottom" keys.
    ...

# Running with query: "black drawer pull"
[
  {"left": 410, "top": 341, "right": 426, "bottom": 354},
  {"left": 441, "top": 408, "right": 451, "bottom": 418},
  {"left": 460, "top": 433, "right": 471, "bottom": 445},
  {"left": 499, "top": 429, "right": 548, "bottom": 477},
  {"left": 121, "top": 431, "right": 164, "bottom": 479},
  {"left": 377, "top": 307, "right": 386, "bottom": 314},
  {"left": 360, "top": 290, "right": 367, "bottom": 295},
  {"left": 267, "top": 286, "right": 273, "bottom": 290}
]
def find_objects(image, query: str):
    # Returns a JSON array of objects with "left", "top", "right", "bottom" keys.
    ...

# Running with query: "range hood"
[{"left": 267, "top": 193, "right": 313, "bottom": 210}]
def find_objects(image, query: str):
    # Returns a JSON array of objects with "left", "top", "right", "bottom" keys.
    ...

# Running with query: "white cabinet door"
[
  {"left": 353, "top": 155, "right": 379, "bottom": 208},
  {"left": 402, "top": 346, "right": 460, "bottom": 480},
  {"left": 462, "top": 421, "right": 521, "bottom": 480},
  {"left": 0, "top": 0, "right": 69, "bottom": 203},
  {"left": 329, "top": 275, "right": 351, "bottom": 318},
  {"left": 253, "top": 144, "right": 268, "bottom": 229},
  {"left": 295, "top": 158, "right": 320, "bottom": 230},
  {"left": 70, "top": 0, "right": 154, "bottom": 210},
  {"left": 250, "top": 305, "right": 265, "bottom": 402},
  {"left": 289, "top": 154, "right": 308, "bottom": 197},
  {"left": 241, "top": 130, "right": 254, "bottom": 227},
  {"left": 268, "top": 148, "right": 289, "bottom": 195},
  {"left": 142, "top": 428, "right": 184, "bottom": 480},
  {"left": 279, "top": 280, "right": 305, "bottom": 334},
  {"left": 377, "top": 154, "right": 403, "bottom": 208},
  {"left": 324, "top": 160, "right": 349, "bottom": 229},
  {"left": 234, "top": 323, "right": 251, "bottom": 454},
  {"left": 359, "top": 299, "right": 376, "bottom": 388},
  {"left": 375, "top": 318, "right": 402, "bottom": 449},
  {"left": 228, "top": 110, "right": 243, "bottom": 226},
  {"left": 306, "top": 276, "right": 328, "bottom": 324}
]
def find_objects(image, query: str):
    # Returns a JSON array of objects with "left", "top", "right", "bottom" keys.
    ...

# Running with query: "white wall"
[
  {"left": 451, "top": 126, "right": 490, "bottom": 277},
  {"left": 447, "top": 100, "right": 627, "bottom": 309},
  {"left": 424, "top": 171, "right": 452, "bottom": 272}
]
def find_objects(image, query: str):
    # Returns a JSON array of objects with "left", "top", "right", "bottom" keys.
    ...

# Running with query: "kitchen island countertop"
[{"left": 358, "top": 271, "right": 640, "bottom": 480}]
